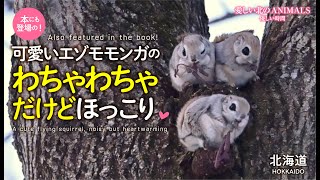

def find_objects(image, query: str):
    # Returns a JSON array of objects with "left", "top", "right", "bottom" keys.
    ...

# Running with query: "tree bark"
[{"left": 8, "top": 0, "right": 315, "bottom": 179}]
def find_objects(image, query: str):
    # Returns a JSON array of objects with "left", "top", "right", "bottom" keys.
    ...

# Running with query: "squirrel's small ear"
[
  {"left": 198, "top": 35, "right": 211, "bottom": 47},
  {"left": 199, "top": 35, "right": 204, "bottom": 41},
  {"left": 241, "top": 29, "right": 254, "bottom": 34},
  {"left": 254, "top": 35, "right": 260, "bottom": 41},
  {"left": 176, "top": 33, "right": 190, "bottom": 42}
]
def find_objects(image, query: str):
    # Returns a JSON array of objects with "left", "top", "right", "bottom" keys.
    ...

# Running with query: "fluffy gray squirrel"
[
  {"left": 169, "top": 33, "right": 216, "bottom": 92},
  {"left": 176, "top": 94, "right": 250, "bottom": 152},
  {"left": 176, "top": 94, "right": 251, "bottom": 168},
  {"left": 214, "top": 30, "right": 261, "bottom": 87}
]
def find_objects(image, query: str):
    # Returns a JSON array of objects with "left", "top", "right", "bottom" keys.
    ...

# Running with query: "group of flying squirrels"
[{"left": 169, "top": 30, "right": 261, "bottom": 169}]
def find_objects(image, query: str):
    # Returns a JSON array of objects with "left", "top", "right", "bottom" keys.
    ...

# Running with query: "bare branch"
[{"left": 208, "top": 13, "right": 250, "bottom": 24}]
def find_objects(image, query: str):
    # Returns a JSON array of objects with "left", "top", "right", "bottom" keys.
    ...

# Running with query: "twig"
[{"left": 174, "top": 63, "right": 208, "bottom": 83}]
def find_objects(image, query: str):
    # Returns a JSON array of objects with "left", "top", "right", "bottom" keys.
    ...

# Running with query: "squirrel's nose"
[
  {"left": 191, "top": 58, "right": 197, "bottom": 62},
  {"left": 240, "top": 114, "right": 246, "bottom": 119}
]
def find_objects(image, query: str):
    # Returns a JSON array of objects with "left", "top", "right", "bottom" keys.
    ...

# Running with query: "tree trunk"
[
  {"left": 8, "top": 0, "right": 315, "bottom": 179},
  {"left": 242, "top": 0, "right": 316, "bottom": 179}
]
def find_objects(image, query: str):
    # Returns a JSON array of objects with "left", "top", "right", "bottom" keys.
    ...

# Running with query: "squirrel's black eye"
[
  {"left": 182, "top": 48, "right": 186, "bottom": 56},
  {"left": 201, "top": 48, "right": 205, "bottom": 54},
  {"left": 229, "top": 103, "right": 236, "bottom": 111},
  {"left": 242, "top": 47, "right": 250, "bottom": 56}
]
